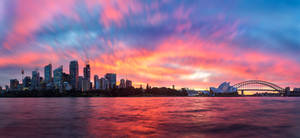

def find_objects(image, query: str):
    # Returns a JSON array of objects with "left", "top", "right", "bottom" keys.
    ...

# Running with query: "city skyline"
[
  {"left": 0, "top": 0, "right": 300, "bottom": 89},
  {"left": 2, "top": 61, "right": 137, "bottom": 89},
  {"left": 1, "top": 60, "right": 297, "bottom": 92},
  {"left": 5, "top": 60, "right": 135, "bottom": 92}
]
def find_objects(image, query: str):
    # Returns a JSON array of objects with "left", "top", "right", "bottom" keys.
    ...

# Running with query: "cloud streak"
[{"left": 0, "top": 0, "right": 300, "bottom": 88}]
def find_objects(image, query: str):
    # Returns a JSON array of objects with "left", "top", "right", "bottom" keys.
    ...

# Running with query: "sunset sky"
[{"left": 0, "top": 0, "right": 300, "bottom": 89}]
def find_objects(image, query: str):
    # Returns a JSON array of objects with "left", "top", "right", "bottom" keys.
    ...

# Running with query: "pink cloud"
[
  {"left": 173, "top": 6, "right": 192, "bottom": 20},
  {"left": 147, "top": 12, "right": 167, "bottom": 25},
  {"left": 1, "top": 0, "right": 299, "bottom": 89},
  {"left": 80, "top": 35, "right": 300, "bottom": 88},
  {"left": 2, "top": 0, "right": 76, "bottom": 50},
  {"left": 86, "top": 0, "right": 143, "bottom": 27},
  {"left": 2, "top": 34, "right": 300, "bottom": 89}
]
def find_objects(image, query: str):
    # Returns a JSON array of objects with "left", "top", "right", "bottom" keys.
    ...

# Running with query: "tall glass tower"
[
  {"left": 44, "top": 64, "right": 52, "bottom": 84},
  {"left": 69, "top": 60, "right": 79, "bottom": 90}
]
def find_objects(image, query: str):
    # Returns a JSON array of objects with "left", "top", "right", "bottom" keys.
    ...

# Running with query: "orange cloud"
[{"left": 84, "top": 35, "right": 300, "bottom": 88}]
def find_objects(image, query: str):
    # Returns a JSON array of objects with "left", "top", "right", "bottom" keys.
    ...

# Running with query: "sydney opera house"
[{"left": 210, "top": 82, "right": 238, "bottom": 96}]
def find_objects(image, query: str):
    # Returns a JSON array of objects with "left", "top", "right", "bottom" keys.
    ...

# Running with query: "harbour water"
[{"left": 0, "top": 97, "right": 300, "bottom": 137}]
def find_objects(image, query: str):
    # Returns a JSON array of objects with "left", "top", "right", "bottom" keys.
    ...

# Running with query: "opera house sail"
[{"left": 210, "top": 82, "right": 238, "bottom": 96}]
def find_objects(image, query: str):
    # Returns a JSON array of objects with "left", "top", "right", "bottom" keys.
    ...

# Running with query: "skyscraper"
[
  {"left": 31, "top": 70, "right": 40, "bottom": 90},
  {"left": 78, "top": 76, "right": 83, "bottom": 92},
  {"left": 22, "top": 76, "right": 31, "bottom": 88},
  {"left": 100, "top": 77, "right": 109, "bottom": 90},
  {"left": 70, "top": 60, "right": 79, "bottom": 90},
  {"left": 44, "top": 64, "right": 52, "bottom": 84},
  {"left": 83, "top": 79, "right": 90, "bottom": 91},
  {"left": 105, "top": 73, "right": 116, "bottom": 89},
  {"left": 53, "top": 66, "right": 63, "bottom": 90},
  {"left": 120, "top": 79, "right": 125, "bottom": 88},
  {"left": 84, "top": 64, "right": 91, "bottom": 82},
  {"left": 95, "top": 79, "right": 101, "bottom": 90},
  {"left": 83, "top": 64, "right": 91, "bottom": 91},
  {"left": 126, "top": 80, "right": 132, "bottom": 88},
  {"left": 94, "top": 75, "right": 99, "bottom": 89}
]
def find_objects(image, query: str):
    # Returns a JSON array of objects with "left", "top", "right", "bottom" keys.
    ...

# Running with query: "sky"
[{"left": 0, "top": 0, "right": 300, "bottom": 89}]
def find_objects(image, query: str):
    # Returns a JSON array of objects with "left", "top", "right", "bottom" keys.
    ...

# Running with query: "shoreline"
[{"left": 0, "top": 96, "right": 297, "bottom": 98}]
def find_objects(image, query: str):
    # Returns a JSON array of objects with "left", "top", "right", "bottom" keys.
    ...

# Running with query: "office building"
[
  {"left": 10, "top": 79, "right": 19, "bottom": 90},
  {"left": 146, "top": 83, "right": 151, "bottom": 89},
  {"left": 95, "top": 79, "right": 101, "bottom": 90},
  {"left": 62, "top": 73, "right": 71, "bottom": 84},
  {"left": 78, "top": 76, "right": 83, "bottom": 92},
  {"left": 89, "top": 82, "right": 92, "bottom": 90},
  {"left": 293, "top": 88, "right": 300, "bottom": 92},
  {"left": 94, "top": 75, "right": 99, "bottom": 89},
  {"left": 105, "top": 73, "right": 116, "bottom": 89},
  {"left": 83, "top": 79, "right": 90, "bottom": 91},
  {"left": 22, "top": 76, "right": 31, "bottom": 88},
  {"left": 84, "top": 64, "right": 91, "bottom": 81},
  {"left": 70, "top": 60, "right": 79, "bottom": 90},
  {"left": 120, "top": 79, "right": 125, "bottom": 88},
  {"left": 83, "top": 64, "right": 91, "bottom": 91},
  {"left": 100, "top": 77, "right": 109, "bottom": 90},
  {"left": 53, "top": 66, "right": 63, "bottom": 89},
  {"left": 44, "top": 64, "right": 52, "bottom": 84},
  {"left": 126, "top": 80, "right": 132, "bottom": 88},
  {"left": 31, "top": 70, "right": 40, "bottom": 89},
  {"left": 39, "top": 77, "right": 45, "bottom": 89}
]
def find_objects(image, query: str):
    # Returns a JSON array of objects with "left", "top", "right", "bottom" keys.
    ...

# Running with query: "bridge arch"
[{"left": 233, "top": 80, "right": 284, "bottom": 92}]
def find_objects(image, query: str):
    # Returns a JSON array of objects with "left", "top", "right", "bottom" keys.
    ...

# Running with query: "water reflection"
[{"left": 0, "top": 97, "right": 300, "bottom": 137}]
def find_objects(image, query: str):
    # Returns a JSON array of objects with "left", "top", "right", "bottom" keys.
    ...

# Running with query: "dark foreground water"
[{"left": 0, "top": 97, "right": 300, "bottom": 138}]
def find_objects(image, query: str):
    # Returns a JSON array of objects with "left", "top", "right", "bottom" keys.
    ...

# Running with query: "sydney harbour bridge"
[{"left": 233, "top": 80, "right": 285, "bottom": 94}]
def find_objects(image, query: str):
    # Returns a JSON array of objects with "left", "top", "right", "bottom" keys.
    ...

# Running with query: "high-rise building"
[
  {"left": 62, "top": 73, "right": 71, "bottom": 84},
  {"left": 94, "top": 75, "right": 99, "bottom": 89},
  {"left": 22, "top": 76, "right": 31, "bottom": 88},
  {"left": 100, "top": 77, "right": 109, "bottom": 90},
  {"left": 105, "top": 73, "right": 116, "bottom": 89},
  {"left": 84, "top": 64, "right": 91, "bottom": 81},
  {"left": 83, "top": 79, "right": 90, "bottom": 91},
  {"left": 31, "top": 70, "right": 40, "bottom": 90},
  {"left": 120, "top": 79, "right": 125, "bottom": 88},
  {"left": 70, "top": 60, "right": 79, "bottom": 90},
  {"left": 146, "top": 83, "right": 151, "bottom": 89},
  {"left": 39, "top": 77, "right": 44, "bottom": 87},
  {"left": 95, "top": 79, "right": 101, "bottom": 90},
  {"left": 83, "top": 64, "right": 91, "bottom": 91},
  {"left": 89, "top": 82, "right": 93, "bottom": 90},
  {"left": 53, "top": 66, "right": 63, "bottom": 89},
  {"left": 78, "top": 76, "right": 83, "bottom": 92},
  {"left": 126, "top": 80, "right": 132, "bottom": 88},
  {"left": 10, "top": 79, "right": 19, "bottom": 90},
  {"left": 44, "top": 64, "right": 52, "bottom": 84}
]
